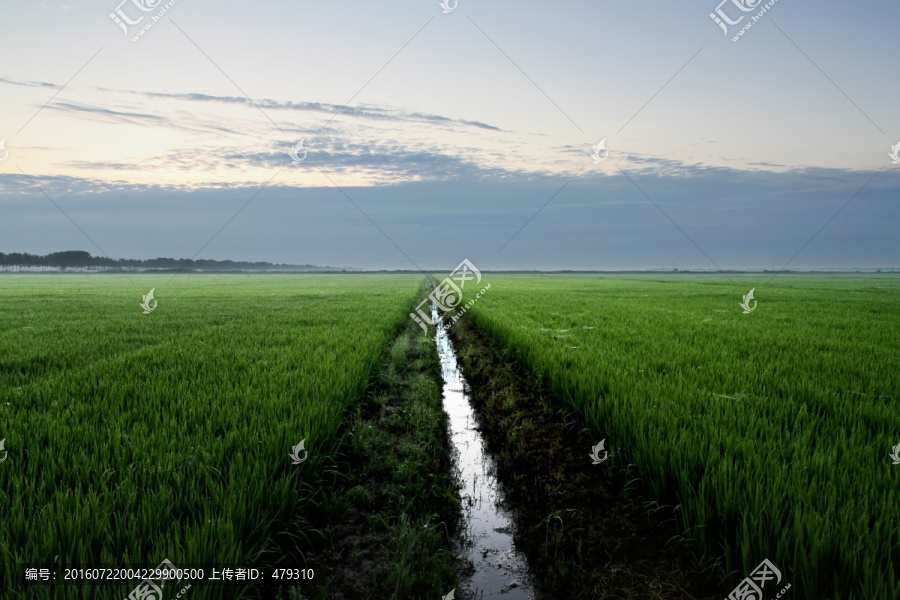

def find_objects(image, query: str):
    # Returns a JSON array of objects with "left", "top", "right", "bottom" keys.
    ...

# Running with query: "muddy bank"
[{"left": 446, "top": 314, "right": 729, "bottom": 600}]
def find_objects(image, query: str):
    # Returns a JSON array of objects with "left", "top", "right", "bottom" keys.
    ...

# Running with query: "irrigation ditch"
[
  {"left": 441, "top": 309, "right": 732, "bottom": 600},
  {"left": 277, "top": 290, "right": 731, "bottom": 599},
  {"left": 433, "top": 304, "right": 535, "bottom": 599}
]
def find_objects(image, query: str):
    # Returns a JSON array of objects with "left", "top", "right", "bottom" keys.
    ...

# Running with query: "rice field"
[
  {"left": 461, "top": 274, "right": 900, "bottom": 600},
  {"left": 0, "top": 274, "right": 420, "bottom": 599},
  {"left": 5, "top": 272, "right": 899, "bottom": 599}
]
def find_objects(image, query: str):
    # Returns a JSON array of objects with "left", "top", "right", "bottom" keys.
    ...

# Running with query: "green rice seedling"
[
  {"left": 459, "top": 273, "right": 900, "bottom": 600},
  {"left": 0, "top": 274, "right": 420, "bottom": 599}
]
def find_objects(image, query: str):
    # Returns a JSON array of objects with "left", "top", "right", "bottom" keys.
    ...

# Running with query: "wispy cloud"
[
  {"left": 137, "top": 90, "right": 504, "bottom": 131},
  {"left": 1, "top": 76, "right": 503, "bottom": 132},
  {"left": 0, "top": 76, "right": 60, "bottom": 89}
]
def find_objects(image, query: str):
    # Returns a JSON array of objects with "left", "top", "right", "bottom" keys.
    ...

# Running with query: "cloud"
[
  {"left": 41, "top": 99, "right": 247, "bottom": 138},
  {"left": 1, "top": 166, "right": 897, "bottom": 270},
  {"left": 0, "top": 77, "right": 503, "bottom": 132},
  {"left": 3, "top": 75, "right": 895, "bottom": 192},
  {"left": 46, "top": 102, "right": 168, "bottom": 125},
  {"left": 0, "top": 76, "right": 60, "bottom": 89},
  {"left": 4, "top": 75, "right": 518, "bottom": 183},
  {"left": 135, "top": 91, "right": 503, "bottom": 131}
]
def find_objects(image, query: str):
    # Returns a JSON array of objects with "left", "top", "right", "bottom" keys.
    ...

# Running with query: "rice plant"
[
  {"left": 462, "top": 273, "right": 900, "bottom": 600},
  {"left": 0, "top": 274, "right": 420, "bottom": 599}
]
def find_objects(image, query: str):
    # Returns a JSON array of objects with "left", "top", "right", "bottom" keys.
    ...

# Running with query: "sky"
[{"left": 1, "top": 0, "right": 898, "bottom": 270}]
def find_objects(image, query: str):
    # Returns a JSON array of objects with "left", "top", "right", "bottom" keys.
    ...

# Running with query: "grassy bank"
[{"left": 278, "top": 307, "right": 461, "bottom": 599}]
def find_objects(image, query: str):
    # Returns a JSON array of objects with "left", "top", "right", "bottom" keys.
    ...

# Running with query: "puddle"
[{"left": 433, "top": 306, "right": 535, "bottom": 599}]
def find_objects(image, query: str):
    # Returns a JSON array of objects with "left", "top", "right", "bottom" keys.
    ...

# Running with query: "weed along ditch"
[{"left": 433, "top": 305, "right": 536, "bottom": 599}]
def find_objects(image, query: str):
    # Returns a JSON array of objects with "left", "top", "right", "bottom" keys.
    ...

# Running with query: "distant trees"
[
  {"left": 0, "top": 251, "right": 112, "bottom": 268},
  {"left": 0, "top": 251, "right": 337, "bottom": 271}
]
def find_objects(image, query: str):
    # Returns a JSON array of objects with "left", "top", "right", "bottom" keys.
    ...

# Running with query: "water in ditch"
[{"left": 433, "top": 307, "right": 535, "bottom": 599}]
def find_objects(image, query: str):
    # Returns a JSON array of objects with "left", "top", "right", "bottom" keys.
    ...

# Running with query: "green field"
[
  {"left": 4, "top": 273, "right": 899, "bottom": 599},
  {"left": 460, "top": 274, "right": 900, "bottom": 600},
  {"left": 0, "top": 274, "right": 420, "bottom": 599}
]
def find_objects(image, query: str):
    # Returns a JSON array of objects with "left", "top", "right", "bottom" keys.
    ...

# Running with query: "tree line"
[{"left": 0, "top": 251, "right": 345, "bottom": 271}]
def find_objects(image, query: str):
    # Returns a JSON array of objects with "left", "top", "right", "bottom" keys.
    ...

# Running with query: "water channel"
[{"left": 433, "top": 306, "right": 536, "bottom": 599}]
